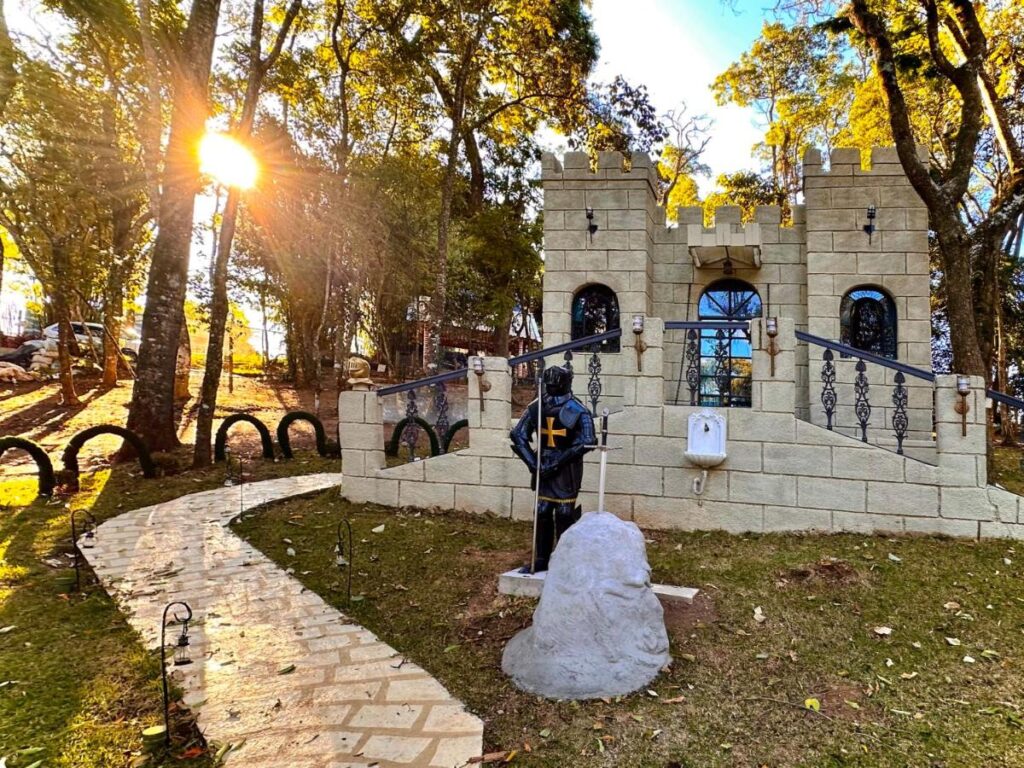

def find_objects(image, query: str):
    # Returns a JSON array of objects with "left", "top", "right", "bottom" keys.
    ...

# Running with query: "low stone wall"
[{"left": 339, "top": 318, "right": 1023, "bottom": 540}]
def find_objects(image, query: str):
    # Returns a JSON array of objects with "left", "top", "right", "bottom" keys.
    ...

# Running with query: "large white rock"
[{"left": 501, "top": 511, "right": 670, "bottom": 699}]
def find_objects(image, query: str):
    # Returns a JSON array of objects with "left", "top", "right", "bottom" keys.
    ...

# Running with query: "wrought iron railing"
[
  {"left": 798, "top": 330, "right": 934, "bottom": 455},
  {"left": 508, "top": 328, "right": 621, "bottom": 415},
  {"left": 665, "top": 320, "right": 751, "bottom": 406},
  {"left": 377, "top": 367, "right": 467, "bottom": 462},
  {"left": 374, "top": 328, "right": 622, "bottom": 464}
]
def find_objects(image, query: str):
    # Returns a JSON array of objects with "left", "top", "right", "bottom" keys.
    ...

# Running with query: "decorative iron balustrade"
[
  {"left": 797, "top": 330, "right": 934, "bottom": 455},
  {"left": 665, "top": 321, "right": 752, "bottom": 406},
  {"left": 375, "top": 328, "right": 622, "bottom": 464}
]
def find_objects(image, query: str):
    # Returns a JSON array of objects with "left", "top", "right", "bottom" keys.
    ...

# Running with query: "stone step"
[{"left": 498, "top": 569, "right": 698, "bottom": 604}]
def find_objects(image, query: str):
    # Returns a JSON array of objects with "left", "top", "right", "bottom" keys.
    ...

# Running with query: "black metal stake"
[
  {"left": 160, "top": 600, "right": 193, "bottom": 746},
  {"left": 336, "top": 517, "right": 353, "bottom": 603},
  {"left": 70, "top": 509, "right": 97, "bottom": 592}
]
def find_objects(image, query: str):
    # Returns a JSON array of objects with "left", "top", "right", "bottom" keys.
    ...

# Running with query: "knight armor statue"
[{"left": 510, "top": 365, "right": 597, "bottom": 572}]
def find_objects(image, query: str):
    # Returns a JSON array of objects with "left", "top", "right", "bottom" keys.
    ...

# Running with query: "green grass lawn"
[
  {"left": 1, "top": 445, "right": 1022, "bottom": 767},
  {"left": 0, "top": 452, "right": 339, "bottom": 768},
  {"left": 234, "top": 484, "right": 1024, "bottom": 767}
]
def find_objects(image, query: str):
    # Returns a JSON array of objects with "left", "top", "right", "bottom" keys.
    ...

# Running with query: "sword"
[
  {"left": 596, "top": 407, "right": 609, "bottom": 513},
  {"left": 530, "top": 358, "right": 544, "bottom": 575}
]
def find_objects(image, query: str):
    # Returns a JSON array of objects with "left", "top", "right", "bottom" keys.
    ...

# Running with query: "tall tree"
[
  {"left": 125, "top": 0, "right": 222, "bottom": 451},
  {"left": 193, "top": 0, "right": 302, "bottom": 467},
  {"left": 389, "top": 0, "right": 598, "bottom": 367}
]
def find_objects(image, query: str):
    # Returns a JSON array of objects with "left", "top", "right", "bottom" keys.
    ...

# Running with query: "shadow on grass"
[{"left": 0, "top": 451, "right": 340, "bottom": 767}]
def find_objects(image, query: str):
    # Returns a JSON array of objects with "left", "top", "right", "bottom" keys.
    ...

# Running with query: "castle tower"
[{"left": 803, "top": 147, "right": 933, "bottom": 449}]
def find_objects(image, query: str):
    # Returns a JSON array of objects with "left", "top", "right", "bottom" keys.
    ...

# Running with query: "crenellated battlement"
[
  {"left": 802, "top": 145, "right": 928, "bottom": 178},
  {"left": 541, "top": 150, "right": 660, "bottom": 190}
]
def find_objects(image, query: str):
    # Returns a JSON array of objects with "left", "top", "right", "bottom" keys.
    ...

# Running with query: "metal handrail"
[
  {"left": 376, "top": 328, "right": 623, "bottom": 396},
  {"left": 796, "top": 330, "right": 935, "bottom": 382},
  {"left": 377, "top": 367, "right": 468, "bottom": 397},
  {"left": 988, "top": 388, "right": 1024, "bottom": 411},
  {"left": 664, "top": 320, "right": 751, "bottom": 331},
  {"left": 508, "top": 328, "right": 622, "bottom": 367}
]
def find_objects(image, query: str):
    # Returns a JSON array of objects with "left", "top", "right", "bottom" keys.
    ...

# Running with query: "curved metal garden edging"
[
  {"left": 0, "top": 436, "right": 57, "bottom": 497},
  {"left": 62, "top": 425, "right": 157, "bottom": 489},
  {"left": 277, "top": 411, "right": 329, "bottom": 458},
  {"left": 441, "top": 419, "right": 469, "bottom": 454},
  {"left": 385, "top": 417, "right": 440, "bottom": 458},
  {"left": 214, "top": 414, "right": 276, "bottom": 461}
]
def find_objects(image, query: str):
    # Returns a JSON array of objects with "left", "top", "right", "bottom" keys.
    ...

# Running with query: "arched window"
[
  {"left": 698, "top": 279, "right": 762, "bottom": 407},
  {"left": 840, "top": 287, "right": 897, "bottom": 359},
  {"left": 571, "top": 284, "right": 620, "bottom": 352}
]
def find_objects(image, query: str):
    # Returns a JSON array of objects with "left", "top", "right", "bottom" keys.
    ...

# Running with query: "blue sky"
[{"left": 584, "top": 0, "right": 769, "bottom": 189}]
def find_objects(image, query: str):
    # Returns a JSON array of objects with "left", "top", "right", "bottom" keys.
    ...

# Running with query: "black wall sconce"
[
  {"left": 336, "top": 516, "right": 353, "bottom": 602},
  {"left": 159, "top": 600, "right": 193, "bottom": 747},
  {"left": 632, "top": 315, "right": 648, "bottom": 372},
  {"left": 954, "top": 375, "right": 971, "bottom": 437},
  {"left": 765, "top": 317, "right": 780, "bottom": 377},
  {"left": 863, "top": 205, "right": 877, "bottom": 244},
  {"left": 70, "top": 509, "right": 97, "bottom": 591},
  {"left": 586, "top": 207, "right": 598, "bottom": 242}
]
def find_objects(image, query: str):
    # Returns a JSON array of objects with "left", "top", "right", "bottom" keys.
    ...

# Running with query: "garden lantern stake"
[
  {"left": 70, "top": 509, "right": 97, "bottom": 591},
  {"left": 632, "top": 315, "right": 647, "bottom": 372},
  {"left": 765, "top": 317, "right": 780, "bottom": 377},
  {"left": 336, "top": 517, "right": 353, "bottom": 603},
  {"left": 160, "top": 600, "right": 193, "bottom": 746},
  {"left": 955, "top": 375, "right": 971, "bottom": 437}
]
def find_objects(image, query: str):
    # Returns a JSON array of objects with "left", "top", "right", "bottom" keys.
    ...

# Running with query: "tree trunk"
[
  {"left": 124, "top": 0, "right": 221, "bottom": 454},
  {"left": 193, "top": 187, "right": 238, "bottom": 466},
  {"left": 101, "top": 267, "right": 123, "bottom": 387},
  {"left": 933, "top": 220, "right": 987, "bottom": 376},
  {"left": 428, "top": 134, "right": 460, "bottom": 369},
  {"left": 51, "top": 245, "right": 80, "bottom": 406}
]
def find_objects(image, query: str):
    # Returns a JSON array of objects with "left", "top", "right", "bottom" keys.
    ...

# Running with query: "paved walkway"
[{"left": 83, "top": 473, "right": 483, "bottom": 768}]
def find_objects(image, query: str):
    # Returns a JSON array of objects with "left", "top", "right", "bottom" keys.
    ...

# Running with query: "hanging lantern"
[{"left": 173, "top": 622, "right": 192, "bottom": 666}]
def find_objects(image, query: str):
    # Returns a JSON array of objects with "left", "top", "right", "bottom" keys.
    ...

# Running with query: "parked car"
[{"left": 42, "top": 322, "right": 140, "bottom": 362}]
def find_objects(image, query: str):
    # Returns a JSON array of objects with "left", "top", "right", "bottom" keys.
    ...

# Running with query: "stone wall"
[
  {"left": 339, "top": 318, "right": 1024, "bottom": 540},
  {"left": 540, "top": 147, "right": 933, "bottom": 449}
]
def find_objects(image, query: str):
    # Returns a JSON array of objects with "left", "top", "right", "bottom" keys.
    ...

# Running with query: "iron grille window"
[
  {"left": 840, "top": 287, "right": 897, "bottom": 359},
  {"left": 570, "top": 284, "right": 620, "bottom": 352},
  {"left": 697, "top": 279, "right": 761, "bottom": 407}
]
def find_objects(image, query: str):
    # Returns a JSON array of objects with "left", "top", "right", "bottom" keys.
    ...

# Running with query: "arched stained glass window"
[
  {"left": 571, "top": 284, "right": 620, "bottom": 352},
  {"left": 697, "top": 279, "right": 761, "bottom": 407},
  {"left": 840, "top": 287, "right": 897, "bottom": 359}
]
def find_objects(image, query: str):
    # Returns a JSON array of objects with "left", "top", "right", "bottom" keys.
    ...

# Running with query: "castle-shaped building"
[{"left": 339, "top": 147, "right": 1022, "bottom": 539}]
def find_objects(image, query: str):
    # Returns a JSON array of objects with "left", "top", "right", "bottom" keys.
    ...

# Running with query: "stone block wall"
[
  {"left": 339, "top": 318, "right": 1024, "bottom": 540},
  {"left": 804, "top": 147, "right": 933, "bottom": 445},
  {"left": 542, "top": 146, "right": 933, "bottom": 451}
]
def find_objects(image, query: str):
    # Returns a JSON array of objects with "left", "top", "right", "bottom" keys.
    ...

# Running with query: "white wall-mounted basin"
[{"left": 684, "top": 409, "right": 727, "bottom": 468}]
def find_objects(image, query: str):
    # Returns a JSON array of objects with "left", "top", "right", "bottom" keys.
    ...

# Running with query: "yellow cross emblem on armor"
[{"left": 540, "top": 416, "right": 567, "bottom": 448}]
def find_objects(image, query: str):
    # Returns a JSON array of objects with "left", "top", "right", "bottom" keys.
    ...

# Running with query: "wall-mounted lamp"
[
  {"left": 954, "top": 374, "right": 971, "bottom": 437},
  {"left": 863, "top": 205, "right": 877, "bottom": 244},
  {"left": 765, "top": 317, "right": 780, "bottom": 377},
  {"left": 586, "top": 207, "right": 598, "bottom": 242},
  {"left": 472, "top": 356, "right": 491, "bottom": 411},
  {"left": 632, "top": 314, "right": 648, "bottom": 372},
  {"left": 158, "top": 600, "right": 193, "bottom": 747}
]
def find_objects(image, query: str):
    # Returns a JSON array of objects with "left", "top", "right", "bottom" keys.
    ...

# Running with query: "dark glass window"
[
  {"left": 697, "top": 279, "right": 761, "bottom": 407},
  {"left": 840, "top": 287, "right": 897, "bottom": 359},
  {"left": 571, "top": 284, "right": 620, "bottom": 352}
]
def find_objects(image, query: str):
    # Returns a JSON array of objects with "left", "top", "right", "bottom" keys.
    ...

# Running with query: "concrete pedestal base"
[{"left": 499, "top": 569, "right": 699, "bottom": 605}]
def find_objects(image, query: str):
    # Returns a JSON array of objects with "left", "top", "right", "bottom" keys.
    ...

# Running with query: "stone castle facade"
[{"left": 337, "top": 148, "right": 1024, "bottom": 540}]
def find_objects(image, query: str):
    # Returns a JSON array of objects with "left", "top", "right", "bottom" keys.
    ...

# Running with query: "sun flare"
[{"left": 199, "top": 133, "right": 259, "bottom": 189}]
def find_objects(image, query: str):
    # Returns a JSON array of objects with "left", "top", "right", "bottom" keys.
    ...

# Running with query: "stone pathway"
[{"left": 82, "top": 473, "right": 483, "bottom": 768}]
